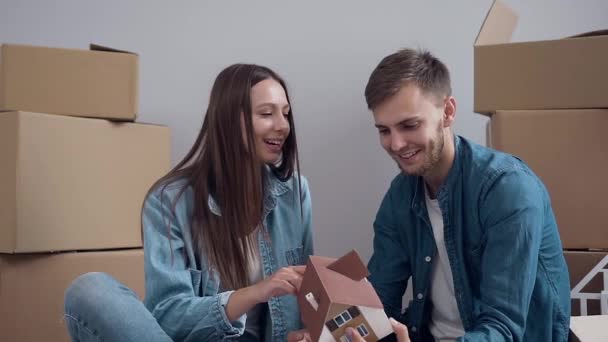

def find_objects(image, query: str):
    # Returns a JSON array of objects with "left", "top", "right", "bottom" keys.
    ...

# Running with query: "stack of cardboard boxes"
[
  {"left": 474, "top": 0, "right": 608, "bottom": 321},
  {"left": 0, "top": 44, "right": 171, "bottom": 341}
]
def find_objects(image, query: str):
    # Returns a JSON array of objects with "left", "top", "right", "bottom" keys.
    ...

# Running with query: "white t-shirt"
[
  {"left": 425, "top": 188, "right": 465, "bottom": 341},
  {"left": 245, "top": 233, "right": 264, "bottom": 339}
]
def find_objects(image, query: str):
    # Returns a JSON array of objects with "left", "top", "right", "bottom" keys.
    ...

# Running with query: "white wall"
[{"left": 1, "top": 0, "right": 606, "bottom": 261}]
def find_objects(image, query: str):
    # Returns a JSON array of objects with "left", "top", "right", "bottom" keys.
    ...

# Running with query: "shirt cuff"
[{"left": 213, "top": 290, "right": 247, "bottom": 337}]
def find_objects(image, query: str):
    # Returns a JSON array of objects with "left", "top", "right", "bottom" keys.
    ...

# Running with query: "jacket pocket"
[{"left": 285, "top": 246, "right": 304, "bottom": 266}]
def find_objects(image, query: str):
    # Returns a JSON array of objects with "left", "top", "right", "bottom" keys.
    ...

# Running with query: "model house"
[{"left": 298, "top": 250, "right": 393, "bottom": 342}]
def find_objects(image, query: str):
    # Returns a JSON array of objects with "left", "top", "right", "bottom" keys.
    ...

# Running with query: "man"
[{"left": 363, "top": 48, "right": 571, "bottom": 342}]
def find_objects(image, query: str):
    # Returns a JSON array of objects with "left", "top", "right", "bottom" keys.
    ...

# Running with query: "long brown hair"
[{"left": 146, "top": 64, "right": 301, "bottom": 290}]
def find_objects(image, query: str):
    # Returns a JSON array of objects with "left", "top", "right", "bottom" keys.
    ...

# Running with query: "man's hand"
[
  {"left": 287, "top": 329, "right": 312, "bottom": 342},
  {"left": 346, "top": 318, "right": 410, "bottom": 342}
]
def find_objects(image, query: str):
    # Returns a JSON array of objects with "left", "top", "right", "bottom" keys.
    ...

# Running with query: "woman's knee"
[{"left": 64, "top": 272, "right": 118, "bottom": 314}]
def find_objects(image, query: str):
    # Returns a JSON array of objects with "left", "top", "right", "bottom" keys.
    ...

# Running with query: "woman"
[{"left": 64, "top": 64, "right": 313, "bottom": 341}]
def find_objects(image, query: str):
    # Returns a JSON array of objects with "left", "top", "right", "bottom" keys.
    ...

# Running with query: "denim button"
[
  {"left": 411, "top": 326, "right": 417, "bottom": 333},
  {"left": 417, "top": 293, "right": 423, "bottom": 300},
  {"left": 424, "top": 256, "right": 431, "bottom": 262}
]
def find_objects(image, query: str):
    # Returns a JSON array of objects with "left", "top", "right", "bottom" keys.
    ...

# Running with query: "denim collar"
[{"left": 207, "top": 165, "right": 291, "bottom": 216}]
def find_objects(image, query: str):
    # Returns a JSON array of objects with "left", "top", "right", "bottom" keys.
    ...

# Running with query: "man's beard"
[{"left": 397, "top": 124, "right": 444, "bottom": 177}]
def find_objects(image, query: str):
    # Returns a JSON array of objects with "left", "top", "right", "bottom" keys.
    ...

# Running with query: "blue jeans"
[{"left": 64, "top": 272, "right": 172, "bottom": 342}]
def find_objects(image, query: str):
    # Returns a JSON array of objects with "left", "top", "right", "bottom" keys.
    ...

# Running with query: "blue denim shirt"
[
  {"left": 142, "top": 170, "right": 313, "bottom": 341},
  {"left": 368, "top": 135, "right": 570, "bottom": 342}
]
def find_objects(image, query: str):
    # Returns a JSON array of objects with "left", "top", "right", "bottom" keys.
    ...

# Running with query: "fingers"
[
  {"left": 286, "top": 273, "right": 303, "bottom": 290},
  {"left": 290, "top": 265, "right": 306, "bottom": 274},
  {"left": 267, "top": 277, "right": 298, "bottom": 298},
  {"left": 260, "top": 266, "right": 307, "bottom": 301},
  {"left": 286, "top": 330, "right": 304, "bottom": 342},
  {"left": 345, "top": 327, "right": 365, "bottom": 342},
  {"left": 274, "top": 279, "right": 298, "bottom": 296},
  {"left": 287, "top": 329, "right": 311, "bottom": 342},
  {"left": 390, "top": 318, "right": 410, "bottom": 342},
  {"left": 346, "top": 319, "right": 410, "bottom": 342},
  {"left": 277, "top": 267, "right": 304, "bottom": 291}
]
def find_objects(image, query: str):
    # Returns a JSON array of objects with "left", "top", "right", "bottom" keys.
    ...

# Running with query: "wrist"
[
  {"left": 225, "top": 286, "right": 261, "bottom": 321},
  {"left": 247, "top": 283, "right": 265, "bottom": 304}
]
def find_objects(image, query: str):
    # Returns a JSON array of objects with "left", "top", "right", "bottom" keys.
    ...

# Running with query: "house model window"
[
  {"left": 327, "top": 306, "right": 361, "bottom": 331},
  {"left": 356, "top": 324, "right": 369, "bottom": 337},
  {"left": 334, "top": 310, "right": 352, "bottom": 327}
]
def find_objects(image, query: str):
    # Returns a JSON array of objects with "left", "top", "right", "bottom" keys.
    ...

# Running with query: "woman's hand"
[
  {"left": 346, "top": 318, "right": 410, "bottom": 342},
  {"left": 225, "top": 265, "right": 305, "bottom": 321},
  {"left": 252, "top": 265, "right": 306, "bottom": 303}
]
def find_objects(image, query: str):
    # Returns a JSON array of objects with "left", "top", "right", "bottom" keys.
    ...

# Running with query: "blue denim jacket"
[
  {"left": 368, "top": 135, "right": 570, "bottom": 342},
  {"left": 142, "top": 170, "right": 313, "bottom": 341}
]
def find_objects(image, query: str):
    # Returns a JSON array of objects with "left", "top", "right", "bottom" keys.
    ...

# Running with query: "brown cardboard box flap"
[
  {"left": 474, "top": 0, "right": 518, "bottom": 46},
  {"left": 569, "top": 29, "right": 608, "bottom": 39},
  {"left": 90, "top": 43, "right": 138, "bottom": 55},
  {"left": 475, "top": 2, "right": 607, "bottom": 47}
]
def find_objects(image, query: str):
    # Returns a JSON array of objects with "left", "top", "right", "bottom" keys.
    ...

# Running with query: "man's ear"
[{"left": 443, "top": 96, "right": 456, "bottom": 128}]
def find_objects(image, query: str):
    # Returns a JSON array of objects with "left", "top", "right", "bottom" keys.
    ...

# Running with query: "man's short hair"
[{"left": 365, "top": 48, "right": 452, "bottom": 110}]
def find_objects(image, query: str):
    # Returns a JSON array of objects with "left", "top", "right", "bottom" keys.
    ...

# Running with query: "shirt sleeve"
[
  {"left": 460, "top": 167, "right": 545, "bottom": 342},
  {"left": 368, "top": 181, "right": 411, "bottom": 321}
]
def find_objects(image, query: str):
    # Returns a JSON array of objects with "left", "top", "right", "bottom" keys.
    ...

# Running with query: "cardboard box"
[
  {"left": 0, "top": 111, "right": 171, "bottom": 253},
  {"left": 488, "top": 109, "right": 608, "bottom": 249},
  {"left": 563, "top": 250, "right": 608, "bottom": 316},
  {"left": 0, "top": 44, "right": 138, "bottom": 120},
  {"left": 570, "top": 315, "right": 608, "bottom": 342},
  {"left": 0, "top": 249, "right": 144, "bottom": 342},
  {"left": 474, "top": 1, "right": 608, "bottom": 113}
]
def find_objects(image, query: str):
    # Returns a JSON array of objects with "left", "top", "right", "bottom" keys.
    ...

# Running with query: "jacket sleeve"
[
  {"left": 460, "top": 168, "right": 545, "bottom": 342},
  {"left": 142, "top": 188, "right": 246, "bottom": 341},
  {"left": 368, "top": 182, "right": 411, "bottom": 321}
]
